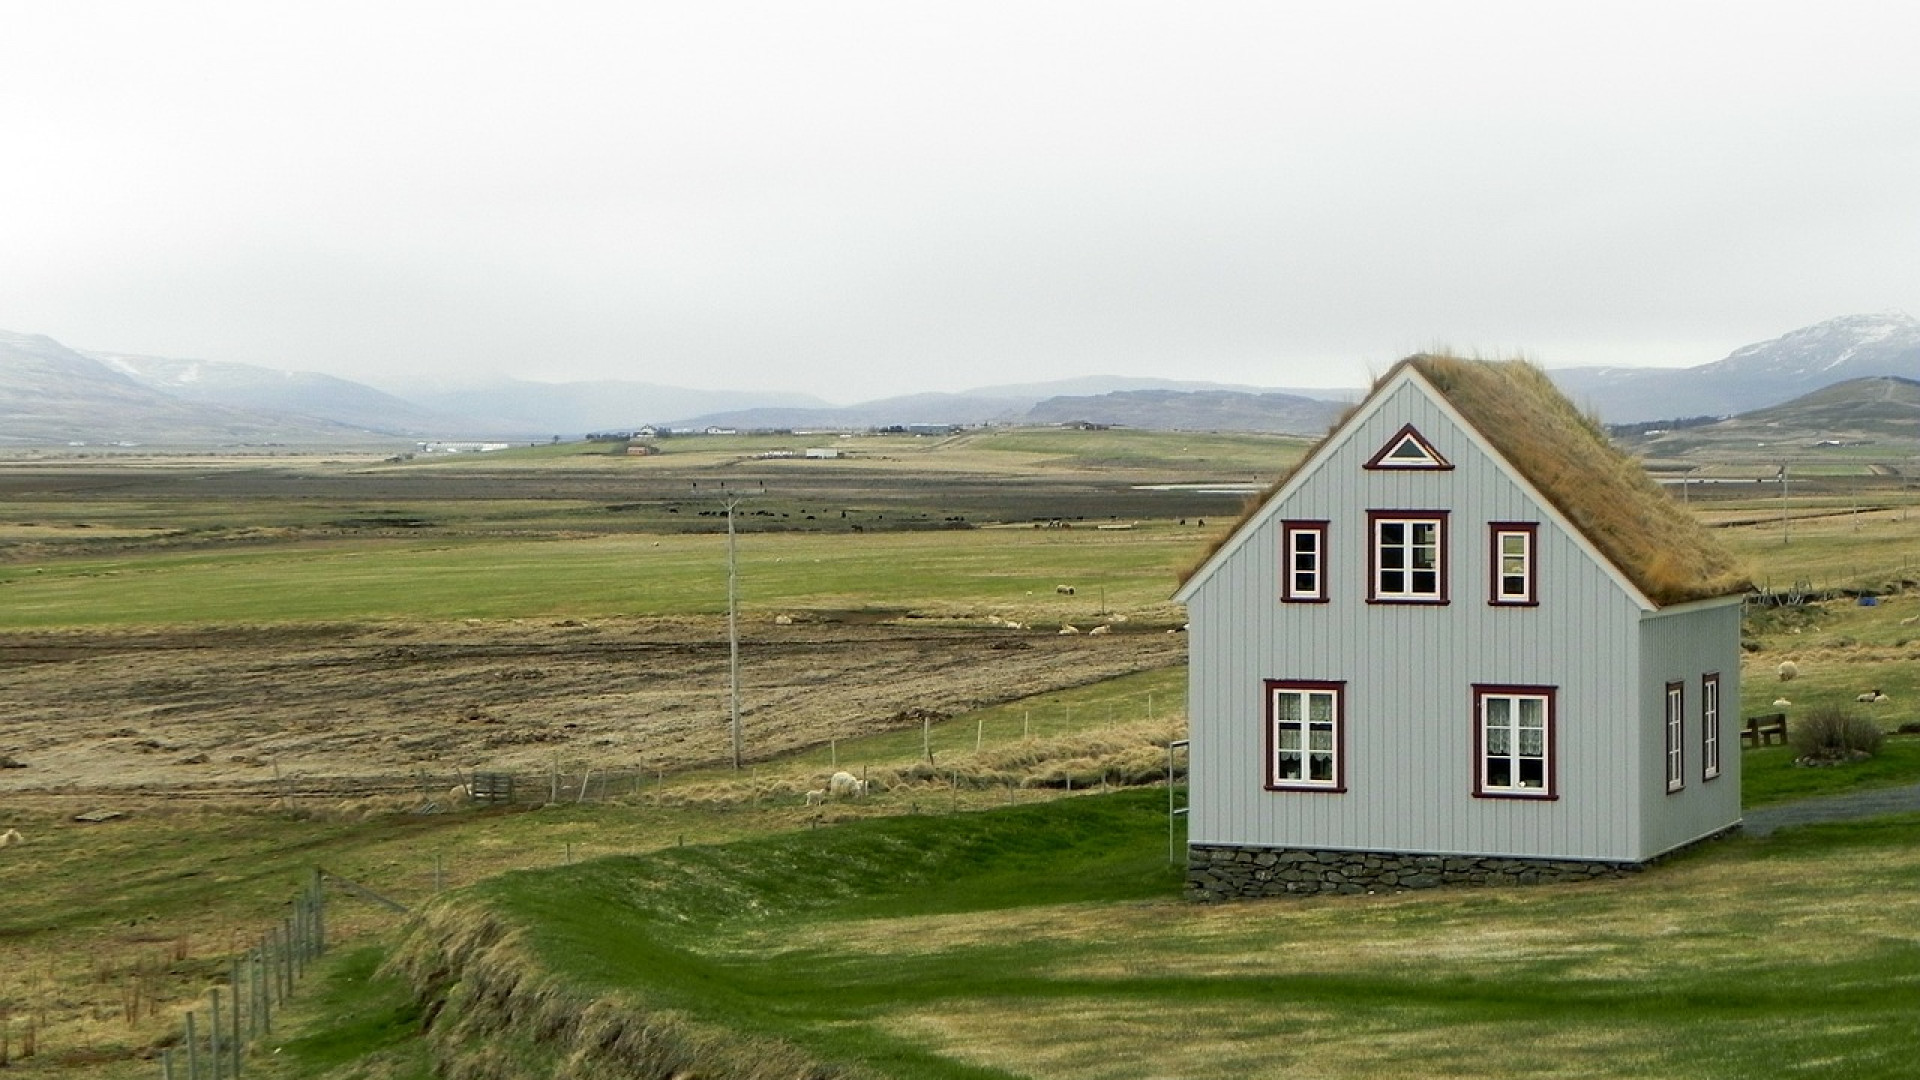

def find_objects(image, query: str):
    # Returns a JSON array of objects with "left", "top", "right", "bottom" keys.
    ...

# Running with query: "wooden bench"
[{"left": 1741, "top": 713, "right": 1788, "bottom": 747}]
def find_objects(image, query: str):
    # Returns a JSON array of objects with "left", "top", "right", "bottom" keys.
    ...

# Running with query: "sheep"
[
  {"left": 1773, "top": 697, "right": 1792, "bottom": 708},
  {"left": 1857, "top": 690, "right": 1890, "bottom": 703},
  {"left": 0, "top": 828, "right": 23, "bottom": 847},
  {"left": 1777, "top": 661, "right": 1799, "bottom": 682},
  {"left": 1059, "top": 624, "right": 1081, "bottom": 635},
  {"left": 1055, "top": 585, "right": 1075, "bottom": 595},
  {"left": 447, "top": 783, "right": 472, "bottom": 804},
  {"left": 1088, "top": 624, "right": 1112, "bottom": 635},
  {"left": 828, "top": 770, "right": 868, "bottom": 798},
  {"left": 804, "top": 789, "right": 826, "bottom": 806}
]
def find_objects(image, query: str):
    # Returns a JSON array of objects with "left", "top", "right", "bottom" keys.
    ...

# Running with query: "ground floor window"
[
  {"left": 1474, "top": 685, "right": 1555, "bottom": 799},
  {"left": 1666, "top": 681, "right": 1686, "bottom": 793},
  {"left": 1266, "top": 680, "right": 1345, "bottom": 791},
  {"left": 1701, "top": 673, "right": 1721, "bottom": 781}
]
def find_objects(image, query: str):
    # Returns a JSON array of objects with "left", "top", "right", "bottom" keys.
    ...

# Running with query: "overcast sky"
[{"left": 4, "top": 2, "right": 1916, "bottom": 403}]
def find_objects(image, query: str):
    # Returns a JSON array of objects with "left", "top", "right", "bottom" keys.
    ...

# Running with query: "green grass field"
[
  {"left": 360, "top": 790, "right": 1920, "bottom": 1080},
  {"left": 6, "top": 430, "right": 1920, "bottom": 1080}
]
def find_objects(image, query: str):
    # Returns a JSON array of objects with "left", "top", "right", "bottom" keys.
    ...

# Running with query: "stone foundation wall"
[{"left": 1185, "top": 844, "right": 1641, "bottom": 901}]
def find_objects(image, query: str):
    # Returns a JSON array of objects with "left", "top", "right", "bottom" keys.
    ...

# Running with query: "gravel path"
[{"left": 1743, "top": 781, "right": 1920, "bottom": 837}]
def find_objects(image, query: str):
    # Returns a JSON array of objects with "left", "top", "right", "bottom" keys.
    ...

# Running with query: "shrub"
[{"left": 1790, "top": 705, "right": 1885, "bottom": 762}]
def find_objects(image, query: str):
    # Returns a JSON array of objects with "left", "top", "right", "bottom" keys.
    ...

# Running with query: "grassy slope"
[{"left": 402, "top": 789, "right": 1920, "bottom": 1080}]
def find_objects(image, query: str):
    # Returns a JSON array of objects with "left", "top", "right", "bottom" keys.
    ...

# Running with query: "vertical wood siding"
[{"left": 1187, "top": 377, "right": 1737, "bottom": 863}]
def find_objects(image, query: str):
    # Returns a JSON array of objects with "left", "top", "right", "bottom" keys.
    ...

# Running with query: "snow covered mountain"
[
  {"left": 91, "top": 351, "right": 460, "bottom": 436},
  {"left": 1551, "top": 312, "right": 1920, "bottom": 422}
]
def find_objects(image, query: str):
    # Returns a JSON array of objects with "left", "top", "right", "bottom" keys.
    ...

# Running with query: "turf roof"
[
  {"left": 1405, "top": 355, "right": 1749, "bottom": 605},
  {"left": 1183, "top": 355, "right": 1750, "bottom": 607}
]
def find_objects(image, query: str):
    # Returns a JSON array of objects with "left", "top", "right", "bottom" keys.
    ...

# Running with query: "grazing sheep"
[
  {"left": 1857, "top": 690, "right": 1890, "bottom": 703},
  {"left": 774, "top": 614, "right": 794, "bottom": 625},
  {"left": 804, "top": 789, "right": 826, "bottom": 806},
  {"left": 0, "top": 828, "right": 22, "bottom": 847},
  {"left": 1777, "top": 661, "right": 1799, "bottom": 681},
  {"left": 1088, "top": 625, "right": 1112, "bottom": 635},
  {"left": 828, "top": 770, "right": 868, "bottom": 798},
  {"left": 1773, "top": 697, "right": 1792, "bottom": 708},
  {"left": 1055, "top": 585, "right": 1075, "bottom": 595}
]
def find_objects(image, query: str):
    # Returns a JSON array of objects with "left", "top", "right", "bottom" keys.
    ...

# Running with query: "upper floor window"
[
  {"left": 1364, "top": 424, "right": 1452, "bottom": 470},
  {"left": 1666, "top": 682, "right": 1686, "bottom": 793},
  {"left": 1489, "top": 523, "right": 1538, "bottom": 606},
  {"left": 1266, "top": 680, "right": 1345, "bottom": 791},
  {"left": 1281, "top": 520, "right": 1329, "bottom": 603},
  {"left": 1474, "top": 685, "right": 1556, "bottom": 799},
  {"left": 1702, "top": 673, "right": 1722, "bottom": 781},
  {"left": 1369, "top": 511, "right": 1448, "bottom": 604}
]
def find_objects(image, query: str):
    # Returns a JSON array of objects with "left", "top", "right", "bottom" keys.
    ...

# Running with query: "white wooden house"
[{"left": 1175, "top": 356, "right": 1750, "bottom": 897}]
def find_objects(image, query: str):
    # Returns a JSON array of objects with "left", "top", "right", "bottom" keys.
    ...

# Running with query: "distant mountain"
[
  {"left": 1621, "top": 376, "right": 1920, "bottom": 457},
  {"left": 402, "top": 379, "right": 835, "bottom": 438},
  {"left": 0, "top": 331, "right": 394, "bottom": 446},
  {"left": 678, "top": 379, "right": 1357, "bottom": 433},
  {"left": 1022, "top": 388, "right": 1348, "bottom": 434},
  {"left": 90, "top": 351, "right": 463, "bottom": 436},
  {"left": 1552, "top": 312, "right": 1920, "bottom": 422}
]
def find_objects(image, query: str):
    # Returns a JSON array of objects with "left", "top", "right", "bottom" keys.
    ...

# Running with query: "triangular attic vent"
[{"left": 1365, "top": 424, "right": 1451, "bottom": 470}]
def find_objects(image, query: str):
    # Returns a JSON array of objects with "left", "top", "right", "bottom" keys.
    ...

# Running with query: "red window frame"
[
  {"left": 1264, "top": 679, "right": 1347, "bottom": 793},
  {"left": 1472, "top": 684, "right": 1558, "bottom": 800},
  {"left": 1367, "top": 510, "right": 1449, "bottom": 605},
  {"left": 1363, "top": 423, "right": 1453, "bottom": 470},
  {"left": 1281, "top": 520, "right": 1330, "bottom": 603},
  {"left": 1488, "top": 522, "right": 1539, "bottom": 606}
]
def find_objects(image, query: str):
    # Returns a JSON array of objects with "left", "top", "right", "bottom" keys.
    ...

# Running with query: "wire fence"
[{"left": 156, "top": 869, "right": 353, "bottom": 1080}]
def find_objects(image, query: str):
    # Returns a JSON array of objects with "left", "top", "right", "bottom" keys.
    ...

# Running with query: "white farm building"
[{"left": 1175, "top": 355, "right": 1751, "bottom": 897}]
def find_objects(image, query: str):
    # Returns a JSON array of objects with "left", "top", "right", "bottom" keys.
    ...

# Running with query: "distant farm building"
[{"left": 1176, "top": 355, "right": 1750, "bottom": 898}]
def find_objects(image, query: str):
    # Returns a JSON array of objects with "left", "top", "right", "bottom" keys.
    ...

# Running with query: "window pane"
[
  {"left": 1503, "top": 573, "right": 1526, "bottom": 596},
  {"left": 1519, "top": 759, "right": 1545, "bottom": 788},
  {"left": 1380, "top": 570, "right": 1406, "bottom": 593},
  {"left": 1309, "top": 754, "right": 1333, "bottom": 782},
  {"left": 1487, "top": 727, "right": 1511, "bottom": 755},
  {"left": 1309, "top": 693, "right": 1333, "bottom": 722},
  {"left": 1519, "top": 728, "right": 1544, "bottom": 756},
  {"left": 1308, "top": 726, "right": 1332, "bottom": 753},
  {"left": 1294, "top": 571, "right": 1315, "bottom": 593},
  {"left": 1380, "top": 522, "right": 1405, "bottom": 545},
  {"left": 1277, "top": 752, "right": 1301, "bottom": 780},
  {"left": 1412, "top": 523, "right": 1436, "bottom": 546},
  {"left": 1487, "top": 758, "right": 1511, "bottom": 787},
  {"left": 1276, "top": 694, "right": 1300, "bottom": 723},
  {"left": 1519, "top": 699, "right": 1544, "bottom": 727},
  {"left": 1411, "top": 570, "right": 1436, "bottom": 593},
  {"left": 1277, "top": 727, "right": 1300, "bottom": 750}
]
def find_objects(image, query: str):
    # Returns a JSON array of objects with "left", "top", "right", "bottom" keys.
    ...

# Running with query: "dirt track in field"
[{"left": 0, "top": 616, "right": 1185, "bottom": 796}]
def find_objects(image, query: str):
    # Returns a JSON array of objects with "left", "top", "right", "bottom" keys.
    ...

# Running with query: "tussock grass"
[{"left": 389, "top": 790, "right": 1920, "bottom": 1080}]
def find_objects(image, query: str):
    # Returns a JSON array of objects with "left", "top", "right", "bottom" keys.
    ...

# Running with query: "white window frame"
[
  {"left": 1666, "top": 682, "right": 1686, "bottom": 793},
  {"left": 1369, "top": 511, "right": 1448, "bottom": 604},
  {"left": 1702, "top": 673, "right": 1722, "bottom": 781},
  {"left": 1489, "top": 523, "right": 1537, "bottom": 606},
  {"left": 1266, "top": 680, "right": 1345, "bottom": 792},
  {"left": 1281, "top": 520, "right": 1329, "bottom": 603},
  {"left": 1474, "top": 685, "right": 1555, "bottom": 799}
]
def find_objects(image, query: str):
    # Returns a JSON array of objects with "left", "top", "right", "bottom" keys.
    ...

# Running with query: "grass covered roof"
[
  {"left": 1180, "top": 355, "right": 1750, "bottom": 606},
  {"left": 1405, "top": 354, "right": 1750, "bottom": 605}
]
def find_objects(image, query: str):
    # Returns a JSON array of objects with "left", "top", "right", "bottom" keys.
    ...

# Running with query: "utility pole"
[
  {"left": 726, "top": 498, "right": 743, "bottom": 769},
  {"left": 1779, "top": 463, "right": 1789, "bottom": 546}
]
